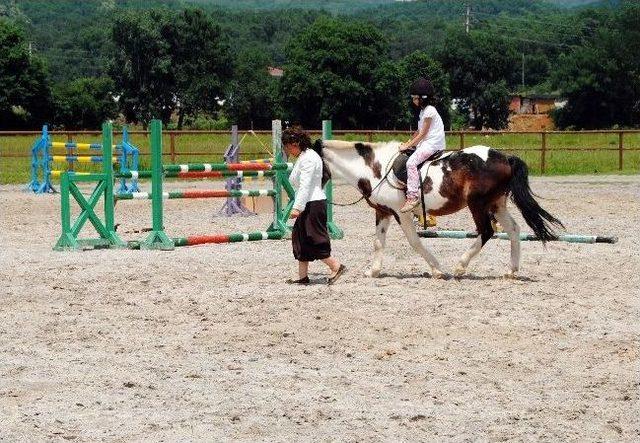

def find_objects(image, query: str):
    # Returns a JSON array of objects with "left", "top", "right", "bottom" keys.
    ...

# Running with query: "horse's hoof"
[
  {"left": 364, "top": 268, "right": 380, "bottom": 278},
  {"left": 432, "top": 270, "right": 446, "bottom": 279},
  {"left": 453, "top": 266, "right": 466, "bottom": 278},
  {"left": 503, "top": 271, "right": 517, "bottom": 279}
]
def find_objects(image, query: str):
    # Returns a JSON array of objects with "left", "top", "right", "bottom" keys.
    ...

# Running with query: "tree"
[
  {"left": 279, "top": 17, "right": 388, "bottom": 129},
  {"left": 165, "top": 9, "right": 232, "bottom": 129},
  {"left": 110, "top": 10, "right": 175, "bottom": 127},
  {"left": 371, "top": 60, "right": 407, "bottom": 129},
  {"left": 551, "top": 4, "right": 640, "bottom": 129},
  {"left": 226, "top": 47, "right": 281, "bottom": 129},
  {"left": 53, "top": 77, "right": 118, "bottom": 129},
  {"left": 0, "top": 19, "right": 52, "bottom": 129},
  {"left": 437, "top": 29, "right": 519, "bottom": 129}
]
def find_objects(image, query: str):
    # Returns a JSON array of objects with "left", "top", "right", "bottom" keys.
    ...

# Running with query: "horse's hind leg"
[
  {"left": 454, "top": 200, "right": 494, "bottom": 277},
  {"left": 494, "top": 200, "right": 521, "bottom": 278},
  {"left": 398, "top": 213, "right": 445, "bottom": 279},
  {"left": 365, "top": 211, "right": 391, "bottom": 278}
]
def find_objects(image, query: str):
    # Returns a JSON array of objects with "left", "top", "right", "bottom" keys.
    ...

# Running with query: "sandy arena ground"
[{"left": 1, "top": 175, "right": 638, "bottom": 442}]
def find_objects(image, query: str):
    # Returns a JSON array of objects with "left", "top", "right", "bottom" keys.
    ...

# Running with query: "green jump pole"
[
  {"left": 322, "top": 120, "right": 344, "bottom": 239},
  {"left": 141, "top": 119, "right": 174, "bottom": 250}
]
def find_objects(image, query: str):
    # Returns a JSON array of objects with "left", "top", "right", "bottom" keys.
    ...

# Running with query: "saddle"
[{"left": 392, "top": 147, "right": 445, "bottom": 186}]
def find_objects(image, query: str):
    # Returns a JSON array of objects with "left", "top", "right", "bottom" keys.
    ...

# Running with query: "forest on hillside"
[{"left": 0, "top": 0, "right": 637, "bottom": 130}]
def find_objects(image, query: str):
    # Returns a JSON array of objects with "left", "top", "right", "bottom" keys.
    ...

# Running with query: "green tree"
[
  {"left": 110, "top": 10, "right": 175, "bottom": 127},
  {"left": 371, "top": 60, "right": 406, "bottom": 129},
  {"left": 0, "top": 19, "right": 52, "bottom": 129},
  {"left": 437, "top": 30, "right": 519, "bottom": 129},
  {"left": 279, "top": 17, "right": 387, "bottom": 129},
  {"left": 226, "top": 47, "right": 281, "bottom": 129},
  {"left": 53, "top": 77, "right": 118, "bottom": 129},
  {"left": 551, "top": 4, "right": 640, "bottom": 129},
  {"left": 165, "top": 9, "right": 232, "bottom": 129}
]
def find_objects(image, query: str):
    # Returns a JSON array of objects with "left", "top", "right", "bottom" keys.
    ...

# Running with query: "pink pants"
[{"left": 406, "top": 146, "right": 442, "bottom": 199}]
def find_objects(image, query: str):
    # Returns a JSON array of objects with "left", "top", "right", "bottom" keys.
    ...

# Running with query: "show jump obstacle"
[
  {"left": 28, "top": 125, "right": 139, "bottom": 194},
  {"left": 54, "top": 119, "right": 343, "bottom": 251}
]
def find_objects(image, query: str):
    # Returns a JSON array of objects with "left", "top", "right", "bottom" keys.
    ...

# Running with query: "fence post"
[
  {"left": 541, "top": 132, "right": 547, "bottom": 174},
  {"left": 170, "top": 132, "right": 176, "bottom": 164},
  {"left": 618, "top": 131, "right": 624, "bottom": 171},
  {"left": 367, "top": 131, "right": 373, "bottom": 143},
  {"left": 459, "top": 132, "right": 465, "bottom": 150}
]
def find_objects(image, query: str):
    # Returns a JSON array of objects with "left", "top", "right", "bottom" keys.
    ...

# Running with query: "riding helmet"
[{"left": 410, "top": 77, "right": 434, "bottom": 98}]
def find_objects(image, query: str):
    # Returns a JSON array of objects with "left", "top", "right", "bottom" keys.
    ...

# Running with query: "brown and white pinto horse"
[{"left": 313, "top": 140, "right": 564, "bottom": 278}]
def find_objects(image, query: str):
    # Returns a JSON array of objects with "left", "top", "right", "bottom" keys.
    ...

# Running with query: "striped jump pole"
[
  {"left": 239, "top": 158, "right": 274, "bottom": 164},
  {"left": 115, "top": 189, "right": 276, "bottom": 200},
  {"left": 162, "top": 162, "right": 292, "bottom": 173},
  {"left": 417, "top": 230, "right": 618, "bottom": 244},
  {"left": 116, "top": 170, "right": 277, "bottom": 180},
  {"left": 128, "top": 230, "right": 285, "bottom": 249},
  {"left": 49, "top": 155, "right": 118, "bottom": 163},
  {"left": 173, "top": 230, "right": 284, "bottom": 246},
  {"left": 51, "top": 142, "right": 116, "bottom": 150}
]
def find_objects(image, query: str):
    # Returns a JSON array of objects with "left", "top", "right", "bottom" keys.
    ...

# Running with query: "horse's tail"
[{"left": 508, "top": 156, "right": 564, "bottom": 243}]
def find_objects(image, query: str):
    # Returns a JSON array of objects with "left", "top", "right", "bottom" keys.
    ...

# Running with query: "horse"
[{"left": 312, "top": 140, "right": 564, "bottom": 279}]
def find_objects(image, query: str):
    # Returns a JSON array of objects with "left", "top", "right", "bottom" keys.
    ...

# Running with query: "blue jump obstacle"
[{"left": 27, "top": 125, "right": 140, "bottom": 194}]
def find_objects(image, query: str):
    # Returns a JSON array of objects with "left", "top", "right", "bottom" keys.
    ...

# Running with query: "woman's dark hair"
[
  {"left": 282, "top": 125, "right": 312, "bottom": 151},
  {"left": 410, "top": 77, "right": 435, "bottom": 109}
]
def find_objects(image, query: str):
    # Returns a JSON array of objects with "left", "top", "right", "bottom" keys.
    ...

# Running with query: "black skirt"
[{"left": 292, "top": 199, "right": 331, "bottom": 262}]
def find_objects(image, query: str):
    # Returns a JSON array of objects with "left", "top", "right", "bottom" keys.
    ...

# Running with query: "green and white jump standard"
[
  {"left": 139, "top": 119, "right": 298, "bottom": 250},
  {"left": 54, "top": 122, "right": 125, "bottom": 251}
]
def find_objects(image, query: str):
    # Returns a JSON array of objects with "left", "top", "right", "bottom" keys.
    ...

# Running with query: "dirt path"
[{"left": 1, "top": 175, "right": 638, "bottom": 441}]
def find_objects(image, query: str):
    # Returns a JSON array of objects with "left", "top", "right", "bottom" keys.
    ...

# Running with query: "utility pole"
[{"left": 465, "top": 5, "right": 470, "bottom": 34}]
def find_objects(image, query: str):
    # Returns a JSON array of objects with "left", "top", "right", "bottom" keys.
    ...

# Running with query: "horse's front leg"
[
  {"left": 398, "top": 213, "right": 445, "bottom": 279},
  {"left": 365, "top": 211, "right": 392, "bottom": 278}
]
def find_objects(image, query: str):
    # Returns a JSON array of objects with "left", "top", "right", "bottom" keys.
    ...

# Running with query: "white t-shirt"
[{"left": 417, "top": 105, "right": 446, "bottom": 151}]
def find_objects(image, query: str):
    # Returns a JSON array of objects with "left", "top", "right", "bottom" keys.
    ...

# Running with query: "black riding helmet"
[{"left": 410, "top": 77, "right": 434, "bottom": 98}]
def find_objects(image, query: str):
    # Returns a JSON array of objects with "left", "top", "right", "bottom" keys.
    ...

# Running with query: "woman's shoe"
[
  {"left": 286, "top": 276, "right": 310, "bottom": 285},
  {"left": 327, "top": 264, "right": 347, "bottom": 285}
]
